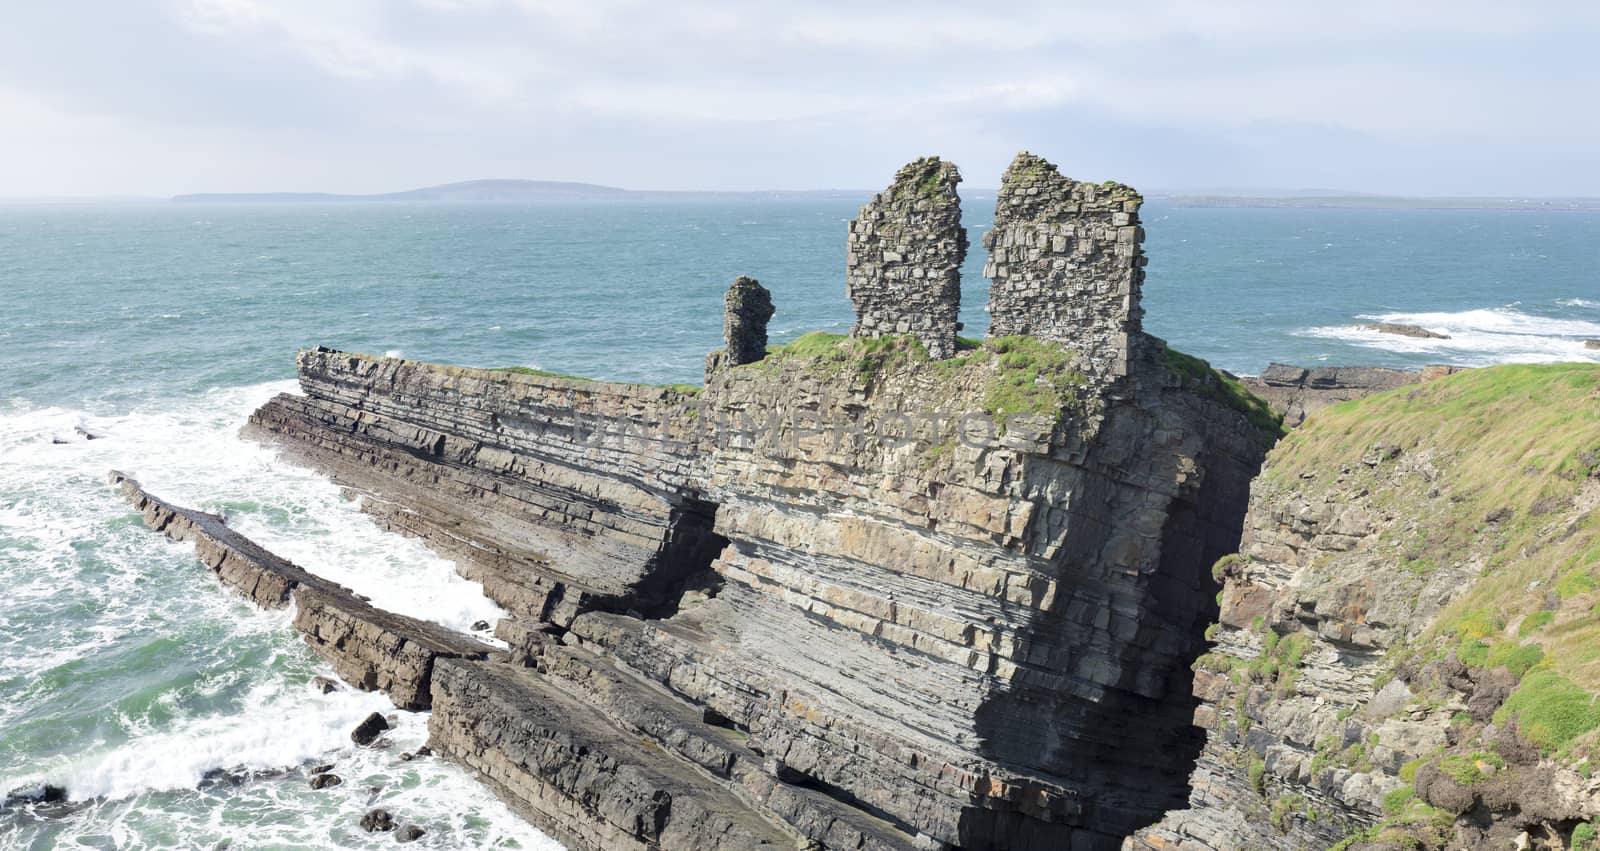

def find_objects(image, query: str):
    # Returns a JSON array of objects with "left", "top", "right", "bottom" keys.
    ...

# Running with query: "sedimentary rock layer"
[
  {"left": 238, "top": 154, "right": 1284, "bottom": 849},
  {"left": 1129, "top": 364, "right": 1600, "bottom": 850},
  {"left": 243, "top": 328, "right": 1274, "bottom": 849},
  {"left": 109, "top": 471, "right": 493, "bottom": 710}
]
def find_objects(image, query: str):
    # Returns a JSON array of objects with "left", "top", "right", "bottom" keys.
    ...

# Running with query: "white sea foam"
[
  {"left": 0, "top": 383, "right": 550, "bottom": 849},
  {"left": 1299, "top": 305, "right": 1600, "bottom": 366},
  {"left": 1559, "top": 298, "right": 1599, "bottom": 308}
]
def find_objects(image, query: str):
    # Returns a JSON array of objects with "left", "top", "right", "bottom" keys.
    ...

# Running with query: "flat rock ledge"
[{"left": 108, "top": 471, "right": 494, "bottom": 709}]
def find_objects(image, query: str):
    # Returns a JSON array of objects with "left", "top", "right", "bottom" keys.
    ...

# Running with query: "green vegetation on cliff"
[{"left": 1201, "top": 363, "right": 1600, "bottom": 851}]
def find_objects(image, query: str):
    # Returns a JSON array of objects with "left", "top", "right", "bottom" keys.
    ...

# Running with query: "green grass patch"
[
  {"left": 1519, "top": 610, "right": 1556, "bottom": 637},
  {"left": 1494, "top": 669, "right": 1600, "bottom": 753},
  {"left": 981, "top": 336, "right": 1087, "bottom": 430},
  {"left": 1163, "top": 347, "right": 1285, "bottom": 438},
  {"left": 493, "top": 365, "right": 595, "bottom": 382}
]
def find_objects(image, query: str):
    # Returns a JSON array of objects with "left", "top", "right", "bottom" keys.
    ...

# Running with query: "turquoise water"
[{"left": 2, "top": 198, "right": 1598, "bottom": 850}]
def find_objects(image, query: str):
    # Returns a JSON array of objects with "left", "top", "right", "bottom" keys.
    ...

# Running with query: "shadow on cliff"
[{"left": 969, "top": 364, "right": 1268, "bottom": 848}]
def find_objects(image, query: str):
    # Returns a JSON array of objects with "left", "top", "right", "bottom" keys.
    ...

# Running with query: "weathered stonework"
[
  {"left": 847, "top": 157, "right": 967, "bottom": 359},
  {"left": 234, "top": 158, "right": 1282, "bottom": 850},
  {"left": 983, "top": 153, "right": 1146, "bottom": 378},
  {"left": 706, "top": 276, "right": 775, "bottom": 378},
  {"left": 723, "top": 276, "right": 774, "bottom": 365}
]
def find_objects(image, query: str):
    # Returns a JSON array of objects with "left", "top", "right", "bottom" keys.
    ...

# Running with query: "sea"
[{"left": 1, "top": 196, "right": 1597, "bottom": 850}]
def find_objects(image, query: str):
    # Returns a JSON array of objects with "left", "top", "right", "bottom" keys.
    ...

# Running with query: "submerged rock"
[
  {"left": 351, "top": 712, "right": 389, "bottom": 746},
  {"left": 1359, "top": 321, "right": 1450, "bottom": 339},
  {"left": 3, "top": 783, "right": 67, "bottom": 807},
  {"left": 395, "top": 825, "right": 427, "bottom": 843},
  {"left": 1586, "top": 338, "right": 1600, "bottom": 349},
  {"left": 310, "top": 675, "right": 340, "bottom": 693}
]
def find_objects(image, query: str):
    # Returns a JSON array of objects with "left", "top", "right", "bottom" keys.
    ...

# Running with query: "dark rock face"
[
  {"left": 351, "top": 712, "right": 389, "bottom": 746},
  {"left": 847, "top": 157, "right": 967, "bottom": 359},
  {"left": 1240, "top": 363, "right": 1424, "bottom": 427},
  {"left": 983, "top": 152, "right": 1145, "bottom": 378},
  {"left": 361, "top": 808, "right": 396, "bottom": 832},
  {"left": 1360, "top": 321, "right": 1450, "bottom": 339},
  {"left": 238, "top": 158, "right": 1280, "bottom": 850},
  {"left": 4, "top": 784, "right": 67, "bottom": 806},
  {"left": 108, "top": 472, "right": 494, "bottom": 710},
  {"left": 721, "top": 275, "right": 775, "bottom": 366}
]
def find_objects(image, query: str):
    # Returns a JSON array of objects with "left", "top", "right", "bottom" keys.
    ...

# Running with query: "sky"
[{"left": 2, "top": 1, "right": 1598, "bottom": 198}]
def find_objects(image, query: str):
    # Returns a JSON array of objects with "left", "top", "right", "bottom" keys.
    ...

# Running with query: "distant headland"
[{"left": 170, "top": 178, "right": 871, "bottom": 203}]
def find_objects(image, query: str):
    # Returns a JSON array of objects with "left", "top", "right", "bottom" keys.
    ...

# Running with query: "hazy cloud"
[{"left": 1, "top": 0, "right": 1595, "bottom": 196}]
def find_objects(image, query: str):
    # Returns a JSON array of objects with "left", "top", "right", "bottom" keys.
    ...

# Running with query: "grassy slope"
[{"left": 1240, "top": 363, "right": 1600, "bottom": 847}]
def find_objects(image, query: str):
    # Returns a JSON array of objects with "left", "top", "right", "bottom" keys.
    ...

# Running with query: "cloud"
[{"left": 0, "top": 1, "right": 1594, "bottom": 195}]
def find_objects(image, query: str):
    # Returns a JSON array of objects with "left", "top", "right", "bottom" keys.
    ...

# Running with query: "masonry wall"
[
  {"left": 846, "top": 157, "right": 968, "bottom": 359},
  {"left": 983, "top": 152, "right": 1146, "bottom": 378}
]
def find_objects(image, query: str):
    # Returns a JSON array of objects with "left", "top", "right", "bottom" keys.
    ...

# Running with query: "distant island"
[{"left": 171, "top": 178, "right": 869, "bottom": 203}]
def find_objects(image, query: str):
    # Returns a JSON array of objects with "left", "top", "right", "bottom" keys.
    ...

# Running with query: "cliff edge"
[
  {"left": 240, "top": 153, "right": 1282, "bottom": 850},
  {"left": 1130, "top": 363, "right": 1600, "bottom": 850}
]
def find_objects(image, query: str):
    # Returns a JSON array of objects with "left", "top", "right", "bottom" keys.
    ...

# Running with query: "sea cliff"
[
  {"left": 1130, "top": 363, "right": 1600, "bottom": 850},
  {"left": 234, "top": 153, "right": 1280, "bottom": 849}
]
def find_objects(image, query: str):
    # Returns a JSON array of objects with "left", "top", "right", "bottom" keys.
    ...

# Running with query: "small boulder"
[
  {"left": 309, "top": 773, "right": 342, "bottom": 790},
  {"left": 311, "top": 676, "right": 340, "bottom": 694},
  {"left": 471, "top": 620, "right": 491, "bottom": 632},
  {"left": 308, "top": 763, "right": 334, "bottom": 775},
  {"left": 414, "top": 745, "right": 432, "bottom": 757},
  {"left": 395, "top": 825, "right": 427, "bottom": 843},
  {"left": 1586, "top": 339, "right": 1600, "bottom": 350},
  {"left": 361, "top": 808, "right": 396, "bottom": 832},
  {"left": 351, "top": 712, "right": 390, "bottom": 746}
]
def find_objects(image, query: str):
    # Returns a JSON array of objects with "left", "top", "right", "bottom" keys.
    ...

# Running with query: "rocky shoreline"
[{"left": 86, "top": 152, "right": 1600, "bottom": 850}]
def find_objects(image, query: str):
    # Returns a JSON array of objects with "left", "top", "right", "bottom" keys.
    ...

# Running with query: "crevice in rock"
[{"left": 626, "top": 494, "right": 728, "bottom": 620}]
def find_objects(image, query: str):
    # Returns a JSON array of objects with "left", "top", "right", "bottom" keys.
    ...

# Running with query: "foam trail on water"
[
  {"left": 1300, "top": 305, "right": 1600, "bottom": 366},
  {"left": 0, "top": 383, "right": 554, "bottom": 849}
]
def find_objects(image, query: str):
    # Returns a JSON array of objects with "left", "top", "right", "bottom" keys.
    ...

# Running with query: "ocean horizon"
[{"left": 3, "top": 197, "right": 1598, "bottom": 849}]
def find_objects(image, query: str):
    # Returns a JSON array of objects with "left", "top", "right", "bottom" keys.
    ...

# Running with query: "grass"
[
  {"left": 1164, "top": 347, "right": 1286, "bottom": 438},
  {"left": 1260, "top": 364, "right": 1600, "bottom": 703},
  {"left": 758, "top": 331, "right": 1093, "bottom": 431},
  {"left": 491, "top": 366, "right": 701, "bottom": 395},
  {"left": 981, "top": 336, "right": 1087, "bottom": 429},
  {"left": 1493, "top": 669, "right": 1600, "bottom": 754}
]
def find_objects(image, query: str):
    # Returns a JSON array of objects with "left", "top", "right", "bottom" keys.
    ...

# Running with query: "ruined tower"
[
  {"left": 705, "top": 275, "right": 775, "bottom": 379},
  {"left": 846, "top": 157, "right": 968, "bottom": 360},
  {"left": 983, "top": 152, "right": 1146, "bottom": 377}
]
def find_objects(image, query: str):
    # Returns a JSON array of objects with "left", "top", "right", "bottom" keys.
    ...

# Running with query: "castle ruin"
[{"left": 845, "top": 157, "right": 968, "bottom": 359}]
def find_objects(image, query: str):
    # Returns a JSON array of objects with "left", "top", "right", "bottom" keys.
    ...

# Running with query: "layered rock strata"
[
  {"left": 239, "top": 154, "right": 1282, "bottom": 850},
  {"left": 1240, "top": 364, "right": 1421, "bottom": 428},
  {"left": 846, "top": 157, "right": 967, "bottom": 359},
  {"left": 983, "top": 153, "right": 1146, "bottom": 378},
  {"left": 1129, "top": 363, "right": 1600, "bottom": 850},
  {"left": 109, "top": 471, "right": 493, "bottom": 710}
]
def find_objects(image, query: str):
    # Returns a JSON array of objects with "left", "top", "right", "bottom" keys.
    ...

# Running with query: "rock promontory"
[{"left": 239, "top": 153, "right": 1284, "bottom": 849}]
